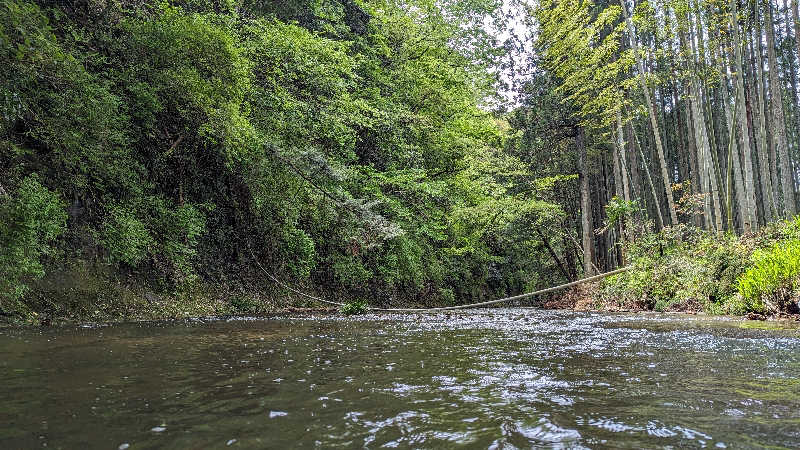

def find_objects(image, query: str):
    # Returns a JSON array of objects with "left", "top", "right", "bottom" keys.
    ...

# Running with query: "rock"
[{"left": 746, "top": 312, "right": 766, "bottom": 321}]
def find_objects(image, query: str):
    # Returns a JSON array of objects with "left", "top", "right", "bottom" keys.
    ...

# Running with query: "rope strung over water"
[{"left": 253, "top": 252, "right": 629, "bottom": 312}]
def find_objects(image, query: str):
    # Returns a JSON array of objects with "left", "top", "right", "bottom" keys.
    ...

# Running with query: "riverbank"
[
  {"left": 542, "top": 282, "right": 800, "bottom": 322},
  {"left": 5, "top": 216, "right": 799, "bottom": 326},
  {"left": 543, "top": 217, "right": 800, "bottom": 320},
  {"left": 0, "top": 259, "right": 334, "bottom": 326},
  {"left": 0, "top": 258, "right": 441, "bottom": 325}
]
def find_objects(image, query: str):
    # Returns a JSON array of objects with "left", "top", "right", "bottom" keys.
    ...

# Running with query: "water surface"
[{"left": 2, "top": 310, "right": 799, "bottom": 448}]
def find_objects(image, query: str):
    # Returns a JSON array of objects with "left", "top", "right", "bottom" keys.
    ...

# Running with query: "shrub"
[
  {"left": 340, "top": 299, "right": 368, "bottom": 315},
  {"left": 150, "top": 201, "right": 206, "bottom": 284},
  {"left": 600, "top": 225, "right": 750, "bottom": 312},
  {"left": 97, "top": 197, "right": 206, "bottom": 284},
  {"left": 283, "top": 227, "right": 316, "bottom": 278},
  {"left": 331, "top": 254, "right": 371, "bottom": 288},
  {"left": 438, "top": 287, "right": 456, "bottom": 305},
  {"left": 737, "top": 240, "right": 800, "bottom": 314},
  {"left": 0, "top": 175, "right": 66, "bottom": 309},
  {"left": 98, "top": 204, "right": 154, "bottom": 266}
]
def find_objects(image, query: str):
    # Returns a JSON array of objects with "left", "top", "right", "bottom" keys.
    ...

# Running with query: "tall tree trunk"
[
  {"left": 576, "top": 127, "right": 595, "bottom": 276},
  {"left": 697, "top": 0, "right": 726, "bottom": 223},
  {"left": 685, "top": 90, "right": 707, "bottom": 227},
  {"left": 620, "top": 0, "right": 679, "bottom": 225},
  {"left": 745, "top": 36, "right": 764, "bottom": 226},
  {"left": 730, "top": 0, "right": 759, "bottom": 231},
  {"left": 786, "top": 0, "right": 800, "bottom": 181},
  {"left": 615, "top": 111, "right": 632, "bottom": 204},
  {"left": 612, "top": 128, "right": 625, "bottom": 265},
  {"left": 682, "top": 69, "right": 704, "bottom": 227},
  {"left": 596, "top": 159, "right": 611, "bottom": 271},
  {"left": 793, "top": 0, "right": 800, "bottom": 74},
  {"left": 726, "top": 91, "right": 740, "bottom": 231},
  {"left": 751, "top": 11, "right": 776, "bottom": 222},
  {"left": 719, "top": 15, "right": 748, "bottom": 231},
  {"left": 693, "top": 79, "right": 724, "bottom": 231},
  {"left": 674, "top": 87, "right": 690, "bottom": 184},
  {"left": 632, "top": 119, "right": 666, "bottom": 229},
  {"left": 766, "top": 0, "right": 797, "bottom": 216},
  {"left": 625, "top": 120, "right": 642, "bottom": 201},
  {"left": 678, "top": 9, "right": 708, "bottom": 228},
  {"left": 755, "top": 0, "right": 779, "bottom": 220},
  {"left": 686, "top": 5, "right": 724, "bottom": 231}
]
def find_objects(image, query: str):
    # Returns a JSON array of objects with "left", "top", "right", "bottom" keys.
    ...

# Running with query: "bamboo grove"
[{"left": 534, "top": 0, "right": 800, "bottom": 243}]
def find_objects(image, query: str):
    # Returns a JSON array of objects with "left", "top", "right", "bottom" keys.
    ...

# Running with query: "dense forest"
[
  {"left": 533, "top": 0, "right": 800, "bottom": 251},
  {"left": 1, "top": 0, "right": 799, "bottom": 322},
  {"left": 531, "top": 0, "right": 800, "bottom": 314}
]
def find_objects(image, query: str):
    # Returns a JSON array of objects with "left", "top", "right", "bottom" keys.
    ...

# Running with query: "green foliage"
[
  {"left": 600, "top": 219, "right": 800, "bottom": 315},
  {"left": 229, "top": 293, "right": 263, "bottom": 314},
  {"left": 738, "top": 240, "right": 800, "bottom": 314},
  {"left": 605, "top": 196, "right": 640, "bottom": 228},
  {"left": 331, "top": 254, "right": 372, "bottom": 288},
  {"left": 98, "top": 204, "right": 153, "bottom": 266},
  {"left": 282, "top": 227, "right": 316, "bottom": 279},
  {"left": 148, "top": 199, "right": 206, "bottom": 283},
  {"left": 7, "top": 0, "right": 795, "bottom": 322},
  {"left": 534, "top": 0, "right": 632, "bottom": 129},
  {"left": 1, "top": 0, "right": 139, "bottom": 195},
  {"left": 340, "top": 299, "right": 368, "bottom": 315},
  {"left": 1, "top": 0, "right": 564, "bottom": 320},
  {"left": 601, "top": 225, "right": 750, "bottom": 313},
  {"left": 437, "top": 287, "right": 456, "bottom": 305},
  {"left": 0, "top": 175, "right": 66, "bottom": 308},
  {"left": 97, "top": 197, "right": 205, "bottom": 283},
  {"left": 244, "top": 19, "right": 358, "bottom": 158}
]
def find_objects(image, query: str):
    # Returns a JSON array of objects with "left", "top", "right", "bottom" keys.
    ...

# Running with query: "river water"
[{"left": 1, "top": 310, "right": 799, "bottom": 449}]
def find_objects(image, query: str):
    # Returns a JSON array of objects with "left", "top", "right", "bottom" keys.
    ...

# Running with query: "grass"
[{"left": 737, "top": 239, "right": 800, "bottom": 314}]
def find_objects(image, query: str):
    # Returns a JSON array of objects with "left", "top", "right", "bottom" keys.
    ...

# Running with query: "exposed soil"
[{"left": 541, "top": 282, "right": 652, "bottom": 313}]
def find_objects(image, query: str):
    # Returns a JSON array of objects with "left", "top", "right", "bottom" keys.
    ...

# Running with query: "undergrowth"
[
  {"left": 340, "top": 299, "right": 369, "bottom": 315},
  {"left": 599, "top": 216, "right": 800, "bottom": 315},
  {"left": 738, "top": 240, "right": 800, "bottom": 314}
]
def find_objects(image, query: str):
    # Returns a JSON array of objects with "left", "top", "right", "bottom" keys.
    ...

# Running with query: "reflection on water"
[{"left": 1, "top": 310, "right": 799, "bottom": 449}]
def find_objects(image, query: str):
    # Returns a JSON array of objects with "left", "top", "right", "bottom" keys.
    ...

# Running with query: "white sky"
[{"left": 482, "top": 0, "right": 536, "bottom": 106}]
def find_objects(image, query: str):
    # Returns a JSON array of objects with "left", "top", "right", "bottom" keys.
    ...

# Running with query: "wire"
[{"left": 252, "top": 249, "right": 628, "bottom": 312}]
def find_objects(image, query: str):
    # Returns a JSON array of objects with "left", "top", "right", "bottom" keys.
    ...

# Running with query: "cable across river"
[{"left": 253, "top": 253, "right": 629, "bottom": 312}]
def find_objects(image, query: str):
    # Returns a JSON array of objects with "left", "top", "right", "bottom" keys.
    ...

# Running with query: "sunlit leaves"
[{"left": 535, "top": 0, "right": 633, "bottom": 128}]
